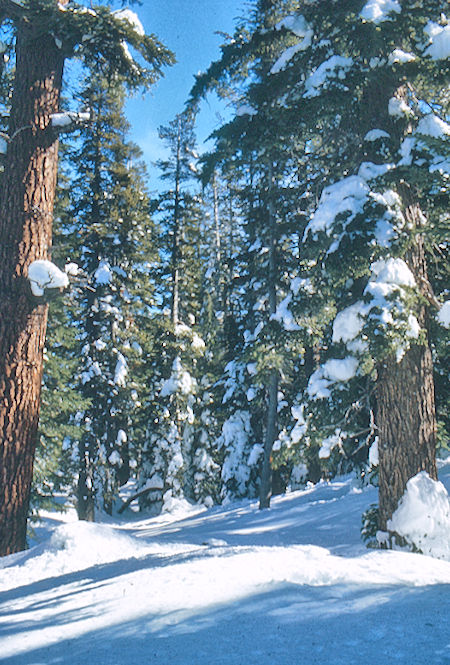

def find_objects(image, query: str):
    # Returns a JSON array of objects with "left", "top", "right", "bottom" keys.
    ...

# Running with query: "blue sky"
[{"left": 123, "top": 0, "right": 246, "bottom": 188}]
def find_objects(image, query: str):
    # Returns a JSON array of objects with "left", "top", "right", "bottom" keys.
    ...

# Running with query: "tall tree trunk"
[
  {"left": 377, "top": 194, "right": 437, "bottom": 533},
  {"left": 259, "top": 162, "right": 279, "bottom": 510},
  {"left": 171, "top": 118, "right": 182, "bottom": 327},
  {"left": 77, "top": 441, "right": 96, "bottom": 522},
  {"left": 0, "top": 21, "right": 64, "bottom": 555}
]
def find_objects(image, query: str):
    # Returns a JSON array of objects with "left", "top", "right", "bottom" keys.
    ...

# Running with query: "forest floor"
[{"left": 1, "top": 460, "right": 450, "bottom": 665}]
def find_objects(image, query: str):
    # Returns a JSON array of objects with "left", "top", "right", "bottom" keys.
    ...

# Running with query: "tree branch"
[
  {"left": 0, "top": 0, "right": 27, "bottom": 24},
  {"left": 117, "top": 485, "right": 163, "bottom": 514}
]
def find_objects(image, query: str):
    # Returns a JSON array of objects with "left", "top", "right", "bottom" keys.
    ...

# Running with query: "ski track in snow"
[{"left": 1, "top": 464, "right": 450, "bottom": 664}]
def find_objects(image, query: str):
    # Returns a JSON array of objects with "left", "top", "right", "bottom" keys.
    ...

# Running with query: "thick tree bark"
[
  {"left": 377, "top": 198, "right": 437, "bottom": 533},
  {"left": 0, "top": 22, "right": 64, "bottom": 555},
  {"left": 377, "top": 344, "right": 437, "bottom": 531}
]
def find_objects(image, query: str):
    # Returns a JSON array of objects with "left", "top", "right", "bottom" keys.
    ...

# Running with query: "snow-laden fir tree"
[
  {"left": 263, "top": 0, "right": 449, "bottom": 535},
  {"left": 62, "top": 69, "right": 160, "bottom": 519},
  {"left": 190, "top": 0, "right": 314, "bottom": 506},
  {"left": 137, "top": 111, "right": 208, "bottom": 513}
]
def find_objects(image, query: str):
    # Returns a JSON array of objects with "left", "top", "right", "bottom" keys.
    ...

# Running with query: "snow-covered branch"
[{"left": 50, "top": 111, "right": 90, "bottom": 132}]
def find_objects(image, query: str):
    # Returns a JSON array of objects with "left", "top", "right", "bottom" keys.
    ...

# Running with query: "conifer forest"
[{"left": 0, "top": 0, "right": 449, "bottom": 560}]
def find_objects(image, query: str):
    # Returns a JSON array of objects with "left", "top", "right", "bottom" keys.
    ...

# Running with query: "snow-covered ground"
[{"left": 1, "top": 461, "right": 450, "bottom": 665}]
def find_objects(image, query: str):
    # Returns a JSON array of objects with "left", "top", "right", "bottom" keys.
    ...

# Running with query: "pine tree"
[
  {"left": 0, "top": 0, "right": 173, "bottom": 554},
  {"left": 191, "top": 0, "right": 313, "bottom": 507},
  {"left": 262, "top": 0, "right": 449, "bottom": 535},
  {"left": 62, "top": 70, "right": 159, "bottom": 520},
  {"left": 137, "top": 111, "right": 207, "bottom": 513}
]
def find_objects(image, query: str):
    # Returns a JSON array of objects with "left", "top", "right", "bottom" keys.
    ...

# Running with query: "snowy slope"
[{"left": 1, "top": 463, "right": 450, "bottom": 665}]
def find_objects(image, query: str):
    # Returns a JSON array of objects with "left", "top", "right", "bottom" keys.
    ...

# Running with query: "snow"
[
  {"left": 318, "top": 429, "right": 344, "bottom": 459},
  {"left": 236, "top": 104, "right": 257, "bottom": 117},
  {"left": 50, "top": 111, "right": 90, "bottom": 127},
  {"left": 304, "top": 175, "right": 369, "bottom": 238},
  {"left": 108, "top": 450, "right": 121, "bottom": 466},
  {"left": 116, "top": 429, "right": 127, "bottom": 445},
  {"left": 308, "top": 357, "right": 359, "bottom": 399},
  {"left": 358, "top": 161, "right": 394, "bottom": 180},
  {"left": 303, "top": 55, "right": 353, "bottom": 98},
  {"left": 28, "top": 259, "right": 69, "bottom": 296},
  {"left": 64, "top": 261, "right": 80, "bottom": 276},
  {"left": 369, "top": 438, "right": 379, "bottom": 466},
  {"left": 423, "top": 22, "right": 450, "bottom": 60},
  {"left": 192, "top": 333, "right": 206, "bottom": 352},
  {"left": 271, "top": 15, "right": 313, "bottom": 73},
  {"left": 113, "top": 8, "right": 145, "bottom": 36},
  {"left": 437, "top": 300, "right": 450, "bottom": 328},
  {"left": 94, "top": 261, "right": 113, "bottom": 285},
  {"left": 416, "top": 114, "right": 450, "bottom": 138},
  {"left": 218, "top": 411, "right": 253, "bottom": 498},
  {"left": 114, "top": 352, "right": 128, "bottom": 387},
  {"left": 290, "top": 404, "right": 307, "bottom": 444},
  {"left": 364, "top": 128, "right": 390, "bottom": 141},
  {"left": 388, "top": 97, "right": 413, "bottom": 117},
  {"left": 360, "top": 0, "right": 401, "bottom": 24},
  {"left": 332, "top": 301, "right": 367, "bottom": 344},
  {"left": 270, "top": 42, "right": 307, "bottom": 74},
  {"left": 160, "top": 357, "right": 196, "bottom": 397},
  {"left": 275, "top": 14, "right": 311, "bottom": 39},
  {"left": 247, "top": 443, "right": 264, "bottom": 466},
  {"left": 2, "top": 462, "right": 450, "bottom": 664},
  {"left": 369, "top": 257, "right": 416, "bottom": 289},
  {"left": 363, "top": 257, "right": 416, "bottom": 326},
  {"left": 388, "top": 48, "right": 416, "bottom": 64},
  {"left": 271, "top": 294, "right": 300, "bottom": 330},
  {"left": 387, "top": 472, "right": 450, "bottom": 560},
  {"left": 323, "top": 357, "right": 359, "bottom": 382}
]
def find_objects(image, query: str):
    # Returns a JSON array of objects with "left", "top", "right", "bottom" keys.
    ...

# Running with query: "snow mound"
[
  {"left": 387, "top": 472, "right": 450, "bottom": 561},
  {"left": 49, "top": 521, "right": 149, "bottom": 563}
]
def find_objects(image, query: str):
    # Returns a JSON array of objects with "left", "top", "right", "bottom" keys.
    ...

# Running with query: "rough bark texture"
[
  {"left": 0, "top": 23, "right": 64, "bottom": 555},
  {"left": 377, "top": 196, "right": 437, "bottom": 532},
  {"left": 377, "top": 344, "right": 437, "bottom": 531}
]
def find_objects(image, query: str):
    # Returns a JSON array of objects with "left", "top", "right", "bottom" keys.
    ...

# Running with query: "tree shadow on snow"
[{"left": 1, "top": 581, "right": 449, "bottom": 665}]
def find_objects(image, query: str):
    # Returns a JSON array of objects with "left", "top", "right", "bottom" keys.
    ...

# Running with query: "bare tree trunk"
[
  {"left": 259, "top": 369, "right": 279, "bottom": 509},
  {"left": 0, "top": 21, "right": 64, "bottom": 555},
  {"left": 259, "top": 162, "right": 279, "bottom": 510},
  {"left": 171, "top": 118, "right": 182, "bottom": 327}
]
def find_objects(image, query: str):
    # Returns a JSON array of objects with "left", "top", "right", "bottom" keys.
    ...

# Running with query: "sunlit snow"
[
  {"left": 1, "top": 462, "right": 450, "bottom": 664},
  {"left": 360, "top": 0, "right": 401, "bottom": 24},
  {"left": 28, "top": 260, "right": 69, "bottom": 296}
]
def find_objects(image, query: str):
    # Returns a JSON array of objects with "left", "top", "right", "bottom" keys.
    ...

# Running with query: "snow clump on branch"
[{"left": 28, "top": 260, "right": 69, "bottom": 297}]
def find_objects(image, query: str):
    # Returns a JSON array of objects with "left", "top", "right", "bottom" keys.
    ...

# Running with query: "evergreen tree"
[
  {"left": 138, "top": 111, "right": 207, "bottom": 513},
  {"left": 190, "top": 0, "right": 449, "bottom": 534},
  {"left": 0, "top": 0, "right": 173, "bottom": 553},
  {"left": 64, "top": 70, "right": 159, "bottom": 519},
  {"left": 191, "top": 0, "right": 312, "bottom": 507},
  {"left": 263, "top": 0, "right": 449, "bottom": 536}
]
